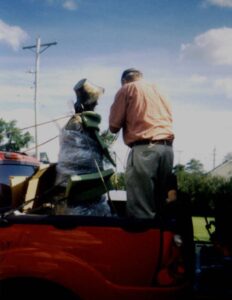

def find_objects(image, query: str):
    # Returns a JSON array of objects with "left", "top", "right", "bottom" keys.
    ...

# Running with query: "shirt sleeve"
[{"left": 109, "top": 86, "right": 128, "bottom": 131}]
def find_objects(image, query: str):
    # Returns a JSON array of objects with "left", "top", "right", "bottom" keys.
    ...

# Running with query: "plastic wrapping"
[
  {"left": 55, "top": 116, "right": 113, "bottom": 216},
  {"left": 56, "top": 128, "right": 104, "bottom": 187},
  {"left": 62, "top": 195, "right": 112, "bottom": 216}
]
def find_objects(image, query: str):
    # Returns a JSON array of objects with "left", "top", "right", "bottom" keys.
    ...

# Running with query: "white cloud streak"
[
  {"left": 214, "top": 77, "right": 232, "bottom": 98},
  {"left": 190, "top": 74, "right": 208, "bottom": 84},
  {"left": 44, "top": 0, "right": 78, "bottom": 10},
  {"left": 203, "top": 0, "right": 232, "bottom": 8},
  {"left": 1, "top": 50, "right": 232, "bottom": 168},
  {"left": 173, "top": 103, "right": 232, "bottom": 171},
  {"left": 62, "top": 0, "right": 78, "bottom": 10},
  {"left": 181, "top": 27, "right": 232, "bottom": 65},
  {"left": 0, "top": 19, "right": 28, "bottom": 51}
]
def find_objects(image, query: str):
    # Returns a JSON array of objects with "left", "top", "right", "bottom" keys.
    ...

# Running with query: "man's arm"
[{"left": 109, "top": 87, "right": 127, "bottom": 134}]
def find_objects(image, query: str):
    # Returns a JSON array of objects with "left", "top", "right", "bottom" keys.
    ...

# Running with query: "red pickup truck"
[{"left": 0, "top": 151, "right": 194, "bottom": 300}]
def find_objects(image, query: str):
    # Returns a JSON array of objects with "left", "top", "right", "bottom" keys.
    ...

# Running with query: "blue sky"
[{"left": 1, "top": 0, "right": 232, "bottom": 171}]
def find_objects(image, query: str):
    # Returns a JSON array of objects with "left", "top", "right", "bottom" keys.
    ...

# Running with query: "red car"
[
  {"left": 0, "top": 151, "right": 40, "bottom": 208},
  {"left": 0, "top": 152, "right": 194, "bottom": 300},
  {"left": 0, "top": 151, "right": 39, "bottom": 182}
]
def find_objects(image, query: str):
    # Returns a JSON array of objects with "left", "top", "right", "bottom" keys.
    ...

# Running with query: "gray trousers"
[{"left": 125, "top": 143, "right": 174, "bottom": 219}]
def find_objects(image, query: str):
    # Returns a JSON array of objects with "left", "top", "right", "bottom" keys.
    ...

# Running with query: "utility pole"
[
  {"left": 23, "top": 36, "right": 57, "bottom": 160},
  {"left": 213, "top": 147, "right": 216, "bottom": 169}
]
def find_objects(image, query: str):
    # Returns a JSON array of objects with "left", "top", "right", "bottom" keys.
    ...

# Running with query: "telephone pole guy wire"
[{"left": 22, "top": 36, "right": 57, "bottom": 160}]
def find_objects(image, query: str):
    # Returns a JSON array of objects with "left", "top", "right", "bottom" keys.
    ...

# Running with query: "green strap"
[
  {"left": 94, "top": 130, "right": 116, "bottom": 167},
  {"left": 81, "top": 111, "right": 101, "bottom": 131},
  {"left": 81, "top": 112, "right": 116, "bottom": 167}
]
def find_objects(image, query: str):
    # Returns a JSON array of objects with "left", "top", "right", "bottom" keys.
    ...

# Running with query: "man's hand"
[
  {"left": 109, "top": 126, "right": 120, "bottom": 134},
  {"left": 166, "top": 189, "right": 177, "bottom": 203}
]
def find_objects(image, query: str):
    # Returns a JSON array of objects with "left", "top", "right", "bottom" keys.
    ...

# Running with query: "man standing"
[{"left": 109, "top": 68, "right": 174, "bottom": 218}]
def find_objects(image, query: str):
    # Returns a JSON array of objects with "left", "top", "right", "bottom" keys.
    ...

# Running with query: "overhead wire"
[
  {"left": 19, "top": 114, "right": 72, "bottom": 131},
  {"left": 3, "top": 114, "right": 72, "bottom": 153},
  {"left": 24, "top": 135, "right": 59, "bottom": 153},
  {"left": 3, "top": 113, "right": 126, "bottom": 172}
]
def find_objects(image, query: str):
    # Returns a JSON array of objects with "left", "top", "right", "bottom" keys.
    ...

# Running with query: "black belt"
[{"left": 129, "top": 139, "right": 173, "bottom": 148}]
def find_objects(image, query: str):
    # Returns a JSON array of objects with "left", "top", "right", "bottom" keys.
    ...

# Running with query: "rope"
[
  {"left": 19, "top": 114, "right": 72, "bottom": 131},
  {"left": 1, "top": 114, "right": 72, "bottom": 153},
  {"left": 94, "top": 159, "right": 117, "bottom": 214},
  {"left": 23, "top": 135, "right": 59, "bottom": 152},
  {"left": 1, "top": 114, "right": 72, "bottom": 138}
]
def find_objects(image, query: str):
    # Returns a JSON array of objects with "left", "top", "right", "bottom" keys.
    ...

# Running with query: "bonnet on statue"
[{"left": 73, "top": 79, "right": 105, "bottom": 113}]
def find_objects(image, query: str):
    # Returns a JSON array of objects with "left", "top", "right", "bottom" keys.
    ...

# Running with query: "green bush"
[{"left": 176, "top": 165, "right": 231, "bottom": 216}]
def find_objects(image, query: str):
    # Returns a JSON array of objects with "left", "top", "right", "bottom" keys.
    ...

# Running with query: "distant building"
[{"left": 209, "top": 160, "right": 232, "bottom": 179}]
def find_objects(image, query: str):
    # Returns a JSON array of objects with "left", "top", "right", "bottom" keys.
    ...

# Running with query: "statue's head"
[{"left": 73, "top": 79, "right": 104, "bottom": 113}]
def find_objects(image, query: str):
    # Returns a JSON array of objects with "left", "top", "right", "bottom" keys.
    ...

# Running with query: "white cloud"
[
  {"left": 0, "top": 70, "right": 34, "bottom": 104},
  {"left": 44, "top": 0, "right": 78, "bottom": 10},
  {"left": 190, "top": 74, "right": 208, "bottom": 84},
  {"left": 98, "top": 101, "right": 232, "bottom": 172},
  {"left": 0, "top": 19, "right": 28, "bottom": 51},
  {"left": 203, "top": 0, "right": 232, "bottom": 8},
  {"left": 1, "top": 53, "right": 232, "bottom": 170},
  {"left": 173, "top": 103, "right": 232, "bottom": 171},
  {"left": 62, "top": 0, "right": 78, "bottom": 10},
  {"left": 181, "top": 27, "right": 232, "bottom": 65},
  {"left": 214, "top": 77, "right": 232, "bottom": 98},
  {"left": 3, "top": 99, "right": 232, "bottom": 171}
]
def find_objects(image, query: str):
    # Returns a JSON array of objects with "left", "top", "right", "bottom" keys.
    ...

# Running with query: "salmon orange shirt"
[{"left": 109, "top": 80, "right": 174, "bottom": 146}]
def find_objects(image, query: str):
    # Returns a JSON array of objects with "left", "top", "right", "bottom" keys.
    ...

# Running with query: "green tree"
[
  {"left": 185, "top": 159, "right": 204, "bottom": 174},
  {"left": 173, "top": 163, "right": 185, "bottom": 174},
  {"left": 0, "top": 119, "right": 33, "bottom": 151},
  {"left": 175, "top": 160, "right": 231, "bottom": 216},
  {"left": 111, "top": 172, "right": 126, "bottom": 190}
]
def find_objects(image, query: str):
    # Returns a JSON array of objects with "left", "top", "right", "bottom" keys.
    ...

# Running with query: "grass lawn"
[{"left": 192, "top": 216, "right": 215, "bottom": 242}]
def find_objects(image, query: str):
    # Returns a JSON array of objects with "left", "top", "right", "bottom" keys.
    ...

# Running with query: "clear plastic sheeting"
[
  {"left": 56, "top": 195, "right": 112, "bottom": 216},
  {"left": 55, "top": 110, "right": 115, "bottom": 217},
  {"left": 56, "top": 128, "right": 104, "bottom": 187}
]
